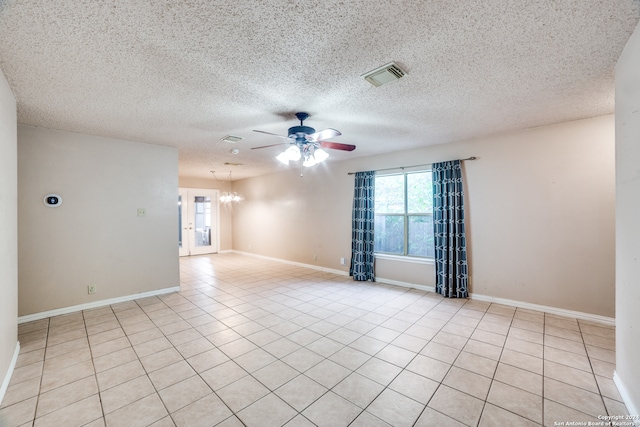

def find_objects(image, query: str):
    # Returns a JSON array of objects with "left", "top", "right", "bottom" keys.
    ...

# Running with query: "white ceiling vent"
[
  {"left": 221, "top": 135, "right": 243, "bottom": 143},
  {"left": 362, "top": 62, "right": 406, "bottom": 87}
]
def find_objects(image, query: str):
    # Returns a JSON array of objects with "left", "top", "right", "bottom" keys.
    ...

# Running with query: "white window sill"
[{"left": 374, "top": 253, "right": 435, "bottom": 265}]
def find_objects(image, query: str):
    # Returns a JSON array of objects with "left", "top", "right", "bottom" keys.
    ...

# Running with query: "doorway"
[{"left": 178, "top": 188, "right": 219, "bottom": 256}]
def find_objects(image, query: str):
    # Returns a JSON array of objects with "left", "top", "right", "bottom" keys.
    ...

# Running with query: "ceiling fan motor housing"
[
  {"left": 288, "top": 112, "right": 314, "bottom": 141},
  {"left": 288, "top": 125, "right": 315, "bottom": 140}
]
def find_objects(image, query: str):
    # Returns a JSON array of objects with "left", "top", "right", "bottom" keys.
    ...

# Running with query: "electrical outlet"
[
  {"left": 340, "top": 257, "right": 346, "bottom": 265},
  {"left": 137, "top": 208, "right": 146, "bottom": 217},
  {"left": 88, "top": 285, "right": 96, "bottom": 294}
]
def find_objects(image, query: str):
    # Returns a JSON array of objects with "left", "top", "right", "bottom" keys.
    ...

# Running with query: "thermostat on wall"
[{"left": 43, "top": 193, "right": 62, "bottom": 207}]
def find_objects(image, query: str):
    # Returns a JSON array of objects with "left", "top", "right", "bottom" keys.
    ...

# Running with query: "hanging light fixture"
[
  {"left": 219, "top": 191, "right": 241, "bottom": 203},
  {"left": 211, "top": 171, "right": 242, "bottom": 203}
]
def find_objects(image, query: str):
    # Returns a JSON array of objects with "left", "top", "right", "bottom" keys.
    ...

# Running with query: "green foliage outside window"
[{"left": 374, "top": 171, "right": 434, "bottom": 258}]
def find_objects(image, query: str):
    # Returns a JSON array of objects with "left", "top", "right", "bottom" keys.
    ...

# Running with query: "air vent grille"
[
  {"left": 387, "top": 65, "right": 404, "bottom": 79},
  {"left": 362, "top": 62, "right": 406, "bottom": 87},
  {"left": 221, "top": 135, "right": 243, "bottom": 143}
]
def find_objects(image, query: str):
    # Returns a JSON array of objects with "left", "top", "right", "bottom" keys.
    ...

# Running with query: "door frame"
[{"left": 178, "top": 188, "right": 220, "bottom": 257}]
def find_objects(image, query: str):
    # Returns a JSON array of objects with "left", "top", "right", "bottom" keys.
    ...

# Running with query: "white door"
[{"left": 178, "top": 188, "right": 219, "bottom": 256}]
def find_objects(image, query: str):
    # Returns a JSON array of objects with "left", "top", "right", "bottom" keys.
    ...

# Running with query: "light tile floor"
[{"left": 0, "top": 253, "right": 631, "bottom": 427}]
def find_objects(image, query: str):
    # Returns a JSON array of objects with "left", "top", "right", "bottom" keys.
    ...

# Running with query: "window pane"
[
  {"left": 408, "top": 215, "right": 434, "bottom": 257},
  {"left": 194, "top": 196, "right": 211, "bottom": 247},
  {"left": 374, "top": 215, "right": 404, "bottom": 254},
  {"left": 375, "top": 174, "right": 404, "bottom": 213},
  {"left": 407, "top": 172, "right": 433, "bottom": 213},
  {"left": 178, "top": 195, "right": 183, "bottom": 249}
]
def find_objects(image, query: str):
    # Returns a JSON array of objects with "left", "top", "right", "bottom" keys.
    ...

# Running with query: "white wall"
[
  {"left": 233, "top": 115, "right": 616, "bottom": 317},
  {"left": 18, "top": 126, "right": 180, "bottom": 316},
  {"left": 464, "top": 117, "right": 615, "bottom": 316},
  {"left": 614, "top": 21, "right": 640, "bottom": 417},
  {"left": 0, "top": 68, "right": 18, "bottom": 401},
  {"left": 232, "top": 165, "right": 354, "bottom": 266}
]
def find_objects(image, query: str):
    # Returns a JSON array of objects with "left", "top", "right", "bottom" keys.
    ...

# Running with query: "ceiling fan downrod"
[{"left": 288, "top": 112, "right": 315, "bottom": 139}]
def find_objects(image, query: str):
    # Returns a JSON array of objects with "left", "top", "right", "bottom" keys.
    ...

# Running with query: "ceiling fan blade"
[
  {"left": 251, "top": 142, "right": 288, "bottom": 150},
  {"left": 320, "top": 141, "right": 356, "bottom": 151},
  {"left": 252, "top": 130, "right": 290, "bottom": 139},
  {"left": 309, "top": 128, "right": 341, "bottom": 141}
]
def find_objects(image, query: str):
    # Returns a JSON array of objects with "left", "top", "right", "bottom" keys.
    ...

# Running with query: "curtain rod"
[{"left": 347, "top": 156, "right": 477, "bottom": 175}]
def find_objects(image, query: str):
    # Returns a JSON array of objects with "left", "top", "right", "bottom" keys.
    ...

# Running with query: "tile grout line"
[
  {"left": 578, "top": 318, "right": 609, "bottom": 417},
  {"left": 542, "top": 312, "right": 547, "bottom": 427},
  {"left": 7, "top": 254, "right": 626, "bottom": 427},
  {"left": 30, "top": 316, "right": 50, "bottom": 427},
  {"left": 83, "top": 308, "right": 107, "bottom": 426}
]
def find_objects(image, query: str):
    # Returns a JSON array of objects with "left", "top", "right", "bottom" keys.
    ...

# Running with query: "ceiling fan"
[{"left": 252, "top": 112, "right": 356, "bottom": 167}]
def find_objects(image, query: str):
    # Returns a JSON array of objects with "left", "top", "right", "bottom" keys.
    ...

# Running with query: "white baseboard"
[
  {"left": 375, "top": 276, "right": 436, "bottom": 293},
  {"left": 374, "top": 280, "right": 615, "bottom": 325},
  {"left": 469, "top": 292, "right": 615, "bottom": 326},
  {"left": 231, "top": 251, "right": 434, "bottom": 292},
  {"left": 17, "top": 286, "right": 180, "bottom": 324},
  {"left": 231, "top": 250, "right": 348, "bottom": 277},
  {"left": 613, "top": 371, "right": 640, "bottom": 425},
  {"left": 229, "top": 251, "right": 615, "bottom": 325},
  {"left": 0, "top": 342, "right": 20, "bottom": 406}
]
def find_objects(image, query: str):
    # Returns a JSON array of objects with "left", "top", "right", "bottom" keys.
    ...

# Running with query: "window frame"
[{"left": 374, "top": 169, "right": 434, "bottom": 260}]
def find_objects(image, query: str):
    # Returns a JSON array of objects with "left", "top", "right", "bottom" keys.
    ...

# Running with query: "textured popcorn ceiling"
[{"left": 0, "top": 1, "right": 638, "bottom": 180}]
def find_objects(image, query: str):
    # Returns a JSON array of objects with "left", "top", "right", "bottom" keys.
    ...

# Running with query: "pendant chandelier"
[
  {"left": 211, "top": 171, "right": 242, "bottom": 203},
  {"left": 219, "top": 191, "right": 241, "bottom": 203}
]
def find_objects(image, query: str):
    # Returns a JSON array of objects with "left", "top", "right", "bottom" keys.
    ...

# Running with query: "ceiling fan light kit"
[
  {"left": 313, "top": 148, "right": 329, "bottom": 163},
  {"left": 276, "top": 151, "right": 290, "bottom": 165},
  {"left": 253, "top": 112, "right": 356, "bottom": 169},
  {"left": 277, "top": 145, "right": 302, "bottom": 165}
]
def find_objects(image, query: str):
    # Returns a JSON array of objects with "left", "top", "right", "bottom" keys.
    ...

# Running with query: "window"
[{"left": 374, "top": 170, "right": 434, "bottom": 258}]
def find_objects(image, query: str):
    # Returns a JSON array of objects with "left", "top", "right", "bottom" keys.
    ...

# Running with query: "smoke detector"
[
  {"left": 221, "top": 135, "right": 243, "bottom": 143},
  {"left": 361, "top": 62, "right": 406, "bottom": 87}
]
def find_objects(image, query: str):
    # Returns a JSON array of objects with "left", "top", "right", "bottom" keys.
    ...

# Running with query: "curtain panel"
[
  {"left": 433, "top": 160, "right": 468, "bottom": 298},
  {"left": 350, "top": 171, "right": 375, "bottom": 281}
]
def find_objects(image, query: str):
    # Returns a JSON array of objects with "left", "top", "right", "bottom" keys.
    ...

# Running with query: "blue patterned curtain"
[
  {"left": 350, "top": 171, "right": 375, "bottom": 281},
  {"left": 433, "top": 160, "right": 468, "bottom": 298}
]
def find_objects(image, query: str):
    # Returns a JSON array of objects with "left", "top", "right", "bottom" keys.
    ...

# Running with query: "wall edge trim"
[
  {"left": 613, "top": 370, "right": 640, "bottom": 426},
  {"left": 469, "top": 292, "right": 615, "bottom": 326},
  {"left": 0, "top": 342, "right": 20, "bottom": 406},
  {"left": 231, "top": 251, "right": 348, "bottom": 276},
  {"left": 375, "top": 277, "right": 436, "bottom": 293},
  {"left": 231, "top": 251, "right": 614, "bottom": 325},
  {"left": 17, "top": 287, "right": 180, "bottom": 324}
]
